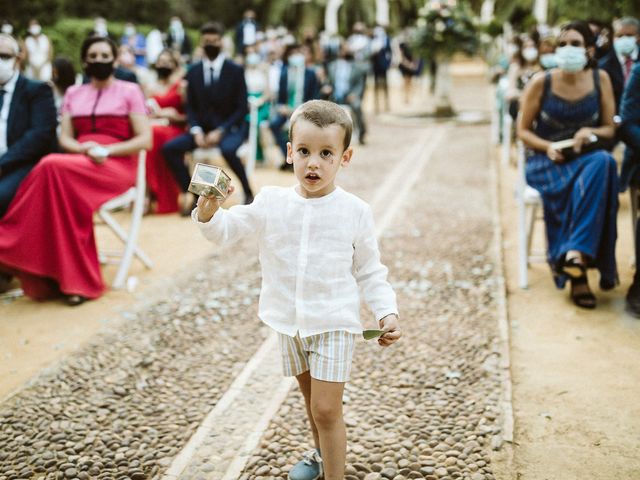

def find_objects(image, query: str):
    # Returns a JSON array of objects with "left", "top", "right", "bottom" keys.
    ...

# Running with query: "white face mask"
[
  {"left": 29, "top": 25, "right": 42, "bottom": 36},
  {"left": 0, "top": 58, "right": 16, "bottom": 84},
  {"left": 522, "top": 47, "right": 538, "bottom": 62},
  {"left": 288, "top": 53, "right": 305, "bottom": 68},
  {"left": 124, "top": 26, "right": 136, "bottom": 37},
  {"left": 555, "top": 45, "right": 588, "bottom": 72},
  {"left": 1, "top": 24, "right": 13, "bottom": 35}
]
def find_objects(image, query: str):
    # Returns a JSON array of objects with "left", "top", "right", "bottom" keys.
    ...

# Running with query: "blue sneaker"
[{"left": 288, "top": 449, "right": 323, "bottom": 480}]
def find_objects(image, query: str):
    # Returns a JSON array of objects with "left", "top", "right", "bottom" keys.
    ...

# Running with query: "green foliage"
[
  {"left": 43, "top": 17, "right": 199, "bottom": 72},
  {"left": 483, "top": 19, "right": 504, "bottom": 37},
  {"left": 0, "top": 0, "right": 61, "bottom": 28},
  {"left": 413, "top": 1, "right": 480, "bottom": 61},
  {"left": 494, "top": 0, "right": 640, "bottom": 27}
]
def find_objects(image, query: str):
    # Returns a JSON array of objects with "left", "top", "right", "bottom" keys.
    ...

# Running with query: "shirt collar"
[
  {"left": 1, "top": 70, "right": 19, "bottom": 93},
  {"left": 618, "top": 46, "right": 639, "bottom": 65},
  {"left": 203, "top": 54, "right": 225, "bottom": 73}
]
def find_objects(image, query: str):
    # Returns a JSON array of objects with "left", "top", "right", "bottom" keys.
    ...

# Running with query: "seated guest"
[
  {"left": 506, "top": 36, "right": 542, "bottom": 120},
  {"left": 517, "top": 21, "right": 618, "bottom": 309},
  {"left": 269, "top": 43, "right": 320, "bottom": 168},
  {"left": 162, "top": 22, "right": 254, "bottom": 212},
  {"left": 322, "top": 43, "right": 368, "bottom": 144},
  {"left": 538, "top": 36, "right": 558, "bottom": 70},
  {"left": 620, "top": 63, "right": 640, "bottom": 316},
  {"left": 50, "top": 56, "right": 76, "bottom": 112},
  {"left": 0, "top": 36, "right": 151, "bottom": 305},
  {"left": 598, "top": 17, "right": 639, "bottom": 110},
  {"left": 0, "top": 34, "right": 57, "bottom": 218},
  {"left": 166, "top": 16, "right": 193, "bottom": 65},
  {"left": 144, "top": 49, "right": 186, "bottom": 214}
]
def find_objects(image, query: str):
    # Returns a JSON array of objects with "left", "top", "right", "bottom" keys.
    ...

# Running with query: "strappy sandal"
[
  {"left": 561, "top": 256, "right": 586, "bottom": 279},
  {"left": 570, "top": 276, "right": 596, "bottom": 309}
]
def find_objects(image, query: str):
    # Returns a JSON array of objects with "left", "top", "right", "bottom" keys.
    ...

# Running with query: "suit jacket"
[
  {"left": 599, "top": 49, "right": 638, "bottom": 110},
  {"left": 235, "top": 19, "right": 260, "bottom": 52},
  {"left": 167, "top": 30, "right": 192, "bottom": 58},
  {"left": 186, "top": 59, "right": 248, "bottom": 133},
  {"left": 0, "top": 74, "right": 57, "bottom": 173},
  {"left": 326, "top": 59, "right": 367, "bottom": 103},
  {"left": 276, "top": 66, "right": 319, "bottom": 106},
  {"left": 620, "top": 63, "right": 640, "bottom": 189}
]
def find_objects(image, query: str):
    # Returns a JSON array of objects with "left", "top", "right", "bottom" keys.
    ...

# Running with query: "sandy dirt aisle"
[{"left": 493, "top": 125, "right": 640, "bottom": 479}]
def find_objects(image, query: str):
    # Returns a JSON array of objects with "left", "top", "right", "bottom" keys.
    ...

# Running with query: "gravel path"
[{"left": 0, "top": 117, "right": 505, "bottom": 480}]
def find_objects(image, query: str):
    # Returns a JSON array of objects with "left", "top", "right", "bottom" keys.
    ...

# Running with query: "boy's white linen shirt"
[{"left": 193, "top": 186, "right": 398, "bottom": 337}]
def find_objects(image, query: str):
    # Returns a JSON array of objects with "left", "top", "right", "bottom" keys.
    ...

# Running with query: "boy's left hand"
[{"left": 378, "top": 314, "right": 401, "bottom": 347}]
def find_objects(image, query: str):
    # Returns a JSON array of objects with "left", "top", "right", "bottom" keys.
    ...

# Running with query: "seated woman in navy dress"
[{"left": 517, "top": 20, "right": 618, "bottom": 309}]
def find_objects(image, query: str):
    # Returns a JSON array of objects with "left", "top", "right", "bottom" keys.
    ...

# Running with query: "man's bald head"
[{"left": 0, "top": 34, "right": 20, "bottom": 56}]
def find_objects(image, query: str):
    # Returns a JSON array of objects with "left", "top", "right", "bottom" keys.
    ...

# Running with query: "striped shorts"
[{"left": 277, "top": 331, "right": 358, "bottom": 383}]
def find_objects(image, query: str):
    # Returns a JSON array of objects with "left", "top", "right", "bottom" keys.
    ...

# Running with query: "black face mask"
[
  {"left": 203, "top": 44, "right": 221, "bottom": 60},
  {"left": 85, "top": 61, "right": 114, "bottom": 80},
  {"left": 155, "top": 66, "right": 173, "bottom": 79}
]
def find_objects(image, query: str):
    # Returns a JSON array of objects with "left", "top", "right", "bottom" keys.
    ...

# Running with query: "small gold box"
[{"left": 188, "top": 163, "right": 231, "bottom": 199}]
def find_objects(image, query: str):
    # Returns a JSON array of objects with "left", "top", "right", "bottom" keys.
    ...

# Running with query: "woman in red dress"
[
  {"left": 143, "top": 49, "right": 186, "bottom": 214},
  {"left": 0, "top": 36, "right": 151, "bottom": 305}
]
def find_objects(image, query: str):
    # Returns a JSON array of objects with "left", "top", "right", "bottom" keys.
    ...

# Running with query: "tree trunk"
[
  {"left": 325, "top": 0, "right": 343, "bottom": 35},
  {"left": 434, "top": 58, "right": 455, "bottom": 117}
]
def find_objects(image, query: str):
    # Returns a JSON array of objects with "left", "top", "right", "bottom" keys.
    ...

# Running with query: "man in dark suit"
[
  {"left": 323, "top": 44, "right": 368, "bottom": 144},
  {"left": 269, "top": 44, "right": 320, "bottom": 169},
  {"left": 166, "top": 16, "right": 193, "bottom": 64},
  {"left": 619, "top": 63, "right": 640, "bottom": 316},
  {"left": 163, "top": 22, "right": 253, "bottom": 211},
  {"left": 598, "top": 17, "right": 639, "bottom": 110},
  {"left": 235, "top": 10, "right": 259, "bottom": 54},
  {"left": 0, "top": 34, "right": 57, "bottom": 218}
]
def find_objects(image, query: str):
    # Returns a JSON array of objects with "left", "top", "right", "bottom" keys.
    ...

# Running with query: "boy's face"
[{"left": 287, "top": 119, "right": 352, "bottom": 198}]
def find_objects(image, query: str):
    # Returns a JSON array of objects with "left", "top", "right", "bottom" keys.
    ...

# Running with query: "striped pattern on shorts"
[{"left": 277, "top": 330, "right": 358, "bottom": 383}]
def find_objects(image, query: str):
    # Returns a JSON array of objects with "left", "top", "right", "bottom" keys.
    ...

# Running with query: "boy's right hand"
[{"left": 196, "top": 184, "right": 235, "bottom": 223}]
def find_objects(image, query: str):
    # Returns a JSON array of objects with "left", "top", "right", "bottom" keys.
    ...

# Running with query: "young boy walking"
[{"left": 193, "top": 100, "right": 401, "bottom": 480}]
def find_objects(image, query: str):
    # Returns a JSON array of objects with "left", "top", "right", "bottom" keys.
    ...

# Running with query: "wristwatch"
[{"left": 190, "top": 126, "right": 204, "bottom": 136}]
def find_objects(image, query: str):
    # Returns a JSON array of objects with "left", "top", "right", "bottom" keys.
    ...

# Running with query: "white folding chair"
[
  {"left": 98, "top": 151, "right": 153, "bottom": 289},
  {"left": 492, "top": 76, "right": 508, "bottom": 146},
  {"left": 246, "top": 96, "right": 259, "bottom": 177},
  {"left": 630, "top": 186, "right": 639, "bottom": 268},
  {"left": 516, "top": 141, "right": 545, "bottom": 289},
  {"left": 502, "top": 110, "right": 513, "bottom": 166}
]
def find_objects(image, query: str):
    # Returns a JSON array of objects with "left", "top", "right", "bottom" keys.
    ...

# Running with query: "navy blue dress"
[{"left": 526, "top": 70, "right": 619, "bottom": 289}]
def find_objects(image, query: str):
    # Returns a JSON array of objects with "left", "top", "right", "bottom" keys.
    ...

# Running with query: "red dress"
[
  {"left": 0, "top": 80, "right": 147, "bottom": 300},
  {"left": 146, "top": 81, "right": 185, "bottom": 213}
]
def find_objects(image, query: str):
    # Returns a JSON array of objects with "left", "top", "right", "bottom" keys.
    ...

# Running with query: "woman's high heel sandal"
[
  {"left": 561, "top": 256, "right": 586, "bottom": 279},
  {"left": 569, "top": 276, "right": 596, "bottom": 309}
]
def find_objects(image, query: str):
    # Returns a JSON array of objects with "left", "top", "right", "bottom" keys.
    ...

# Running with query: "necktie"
[
  {"left": 206, "top": 66, "right": 214, "bottom": 86},
  {"left": 625, "top": 57, "right": 633, "bottom": 83},
  {"left": 0, "top": 89, "right": 5, "bottom": 113}
]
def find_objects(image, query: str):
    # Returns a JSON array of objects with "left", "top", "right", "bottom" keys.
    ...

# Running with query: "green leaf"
[{"left": 362, "top": 329, "right": 387, "bottom": 340}]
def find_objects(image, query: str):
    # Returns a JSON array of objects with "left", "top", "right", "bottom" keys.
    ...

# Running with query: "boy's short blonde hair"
[{"left": 289, "top": 100, "right": 353, "bottom": 151}]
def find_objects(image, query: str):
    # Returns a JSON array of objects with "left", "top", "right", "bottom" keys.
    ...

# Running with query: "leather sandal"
[
  {"left": 569, "top": 276, "right": 596, "bottom": 309},
  {"left": 561, "top": 256, "right": 586, "bottom": 279}
]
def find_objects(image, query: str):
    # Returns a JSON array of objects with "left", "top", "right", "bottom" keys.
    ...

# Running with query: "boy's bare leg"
[
  {"left": 310, "top": 378, "right": 346, "bottom": 480},
  {"left": 296, "top": 371, "right": 320, "bottom": 450}
]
